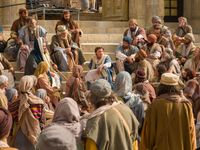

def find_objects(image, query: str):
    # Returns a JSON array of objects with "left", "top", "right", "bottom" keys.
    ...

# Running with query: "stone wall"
[{"left": 0, "top": 0, "right": 26, "bottom": 30}]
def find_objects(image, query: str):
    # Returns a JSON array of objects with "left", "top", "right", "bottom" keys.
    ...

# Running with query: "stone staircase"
[{"left": 3, "top": 21, "right": 200, "bottom": 91}]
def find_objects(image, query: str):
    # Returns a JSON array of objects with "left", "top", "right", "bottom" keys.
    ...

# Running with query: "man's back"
[
  {"left": 85, "top": 103, "right": 139, "bottom": 150},
  {"left": 141, "top": 94, "right": 196, "bottom": 150}
]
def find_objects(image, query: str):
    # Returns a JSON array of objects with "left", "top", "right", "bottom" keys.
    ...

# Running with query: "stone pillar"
[
  {"left": 129, "top": 0, "right": 164, "bottom": 28},
  {"left": 102, "top": 0, "right": 129, "bottom": 21},
  {"left": 0, "top": 0, "right": 26, "bottom": 30},
  {"left": 189, "top": 0, "right": 200, "bottom": 33}
]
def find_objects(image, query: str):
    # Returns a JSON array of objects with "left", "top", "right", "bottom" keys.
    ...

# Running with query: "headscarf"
[
  {"left": 5, "top": 88, "right": 18, "bottom": 103},
  {"left": 184, "top": 33, "right": 195, "bottom": 42},
  {"left": 52, "top": 98, "right": 81, "bottom": 137},
  {"left": 72, "top": 65, "right": 83, "bottom": 78},
  {"left": 34, "top": 61, "right": 49, "bottom": 77},
  {"left": 0, "top": 75, "right": 8, "bottom": 85},
  {"left": 0, "top": 107, "right": 12, "bottom": 139},
  {"left": 36, "top": 124, "right": 76, "bottom": 150},
  {"left": 18, "top": 75, "right": 44, "bottom": 144},
  {"left": 114, "top": 71, "right": 132, "bottom": 97},
  {"left": 35, "top": 89, "right": 47, "bottom": 100}
]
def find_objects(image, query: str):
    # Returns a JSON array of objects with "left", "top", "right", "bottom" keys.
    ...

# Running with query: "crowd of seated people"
[{"left": 0, "top": 7, "right": 200, "bottom": 150}]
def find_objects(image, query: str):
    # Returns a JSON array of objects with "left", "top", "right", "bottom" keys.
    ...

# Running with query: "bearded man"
[{"left": 55, "top": 10, "right": 82, "bottom": 47}]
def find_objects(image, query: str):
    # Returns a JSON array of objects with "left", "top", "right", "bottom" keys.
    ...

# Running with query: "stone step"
[
  {"left": 14, "top": 70, "right": 88, "bottom": 81},
  {"left": 46, "top": 33, "right": 123, "bottom": 43},
  {"left": 80, "top": 43, "right": 119, "bottom": 52}
]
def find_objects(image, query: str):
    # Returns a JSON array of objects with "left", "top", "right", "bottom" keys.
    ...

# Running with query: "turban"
[
  {"left": 123, "top": 36, "right": 132, "bottom": 44},
  {"left": 137, "top": 49, "right": 147, "bottom": 59},
  {"left": 0, "top": 107, "right": 12, "bottom": 139},
  {"left": 148, "top": 34, "right": 157, "bottom": 43},
  {"left": 160, "top": 73, "right": 179, "bottom": 86}
]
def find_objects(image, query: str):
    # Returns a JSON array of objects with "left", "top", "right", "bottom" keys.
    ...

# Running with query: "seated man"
[
  {"left": 50, "top": 25, "right": 85, "bottom": 71},
  {"left": 144, "top": 34, "right": 162, "bottom": 56},
  {"left": 88, "top": 47, "right": 113, "bottom": 85},
  {"left": 146, "top": 16, "right": 170, "bottom": 36},
  {"left": 55, "top": 10, "right": 82, "bottom": 47},
  {"left": 11, "top": 8, "right": 29, "bottom": 37},
  {"left": 17, "top": 17, "right": 47, "bottom": 71},
  {"left": 123, "top": 18, "right": 147, "bottom": 46},
  {"left": 184, "top": 47, "right": 200, "bottom": 72},
  {"left": 176, "top": 33, "right": 196, "bottom": 66},
  {"left": 115, "top": 36, "right": 139, "bottom": 74}
]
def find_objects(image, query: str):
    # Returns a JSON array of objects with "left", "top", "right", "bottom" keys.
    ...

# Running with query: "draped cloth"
[{"left": 18, "top": 76, "right": 44, "bottom": 145}]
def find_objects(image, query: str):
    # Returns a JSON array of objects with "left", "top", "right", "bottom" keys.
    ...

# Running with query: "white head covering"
[
  {"left": 114, "top": 71, "right": 132, "bottom": 97},
  {"left": 0, "top": 75, "right": 8, "bottom": 85}
]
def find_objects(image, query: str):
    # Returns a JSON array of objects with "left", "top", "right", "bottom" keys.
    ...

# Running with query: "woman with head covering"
[
  {"left": 0, "top": 75, "right": 9, "bottom": 109},
  {"left": 49, "top": 98, "right": 82, "bottom": 149},
  {"left": 35, "top": 88, "right": 54, "bottom": 124},
  {"left": 66, "top": 65, "right": 89, "bottom": 112},
  {"left": 36, "top": 124, "right": 76, "bottom": 150},
  {"left": 83, "top": 79, "right": 139, "bottom": 150},
  {"left": 25, "top": 37, "right": 61, "bottom": 88},
  {"left": 35, "top": 61, "right": 60, "bottom": 108},
  {"left": 5, "top": 88, "right": 20, "bottom": 141},
  {"left": 114, "top": 71, "right": 145, "bottom": 127},
  {"left": 0, "top": 107, "right": 16, "bottom": 149},
  {"left": 14, "top": 75, "right": 45, "bottom": 150}
]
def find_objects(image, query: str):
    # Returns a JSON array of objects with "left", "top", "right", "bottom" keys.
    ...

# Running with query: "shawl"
[
  {"left": 52, "top": 98, "right": 81, "bottom": 137},
  {"left": 18, "top": 76, "right": 44, "bottom": 144},
  {"left": 114, "top": 71, "right": 132, "bottom": 97}
]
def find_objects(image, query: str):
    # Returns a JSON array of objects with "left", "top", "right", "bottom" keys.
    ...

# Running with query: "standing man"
[
  {"left": 141, "top": 73, "right": 196, "bottom": 150},
  {"left": 83, "top": 79, "right": 139, "bottom": 150}
]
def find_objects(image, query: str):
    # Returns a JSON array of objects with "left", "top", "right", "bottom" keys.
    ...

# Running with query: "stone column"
[
  {"left": 102, "top": 0, "right": 129, "bottom": 21},
  {"left": 0, "top": 0, "right": 26, "bottom": 30},
  {"left": 189, "top": 0, "right": 200, "bottom": 33},
  {"left": 129, "top": 0, "right": 164, "bottom": 28}
]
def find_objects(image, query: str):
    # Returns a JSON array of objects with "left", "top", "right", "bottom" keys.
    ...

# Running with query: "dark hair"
[
  {"left": 94, "top": 47, "right": 104, "bottom": 53},
  {"left": 157, "top": 64, "right": 167, "bottom": 80},
  {"left": 184, "top": 68, "right": 196, "bottom": 80},
  {"left": 157, "top": 84, "right": 181, "bottom": 96}
]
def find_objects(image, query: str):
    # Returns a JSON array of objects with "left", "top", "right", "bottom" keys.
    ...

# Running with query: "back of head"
[
  {"left": 34, "top": 61, "right": 49, "bottom": 77},
  {"left": 35, "top": 89, "right": 47, "bottom": 100},
  {"left": 114, "top": 71, "right": 132, "bottom": 96},
  {"left": 53, "top": 98, "right": 80, "bottom": 123},
  {"left": 36, "top": 124, "right": 76, "bottom": 150},
  {"left": 90, "top": 79, "right": 112, "bottom": 106}
]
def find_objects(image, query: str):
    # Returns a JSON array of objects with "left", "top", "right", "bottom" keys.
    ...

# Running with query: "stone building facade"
[{"left": 0, "top": 0, "right": 200, "bottom": 33}]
